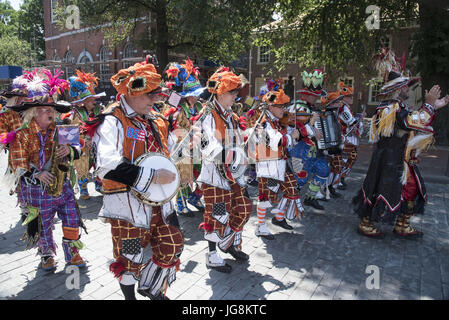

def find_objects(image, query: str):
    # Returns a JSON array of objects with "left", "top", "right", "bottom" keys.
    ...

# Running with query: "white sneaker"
[
  {"left": 206, "top": 250, "right": 226, "bottom": 267},
  {"left": 255, "top": 223, "right": 274, "bottom": 239},
  {"left": 315, "top": 189, "right": 325, "bottom": 200}
]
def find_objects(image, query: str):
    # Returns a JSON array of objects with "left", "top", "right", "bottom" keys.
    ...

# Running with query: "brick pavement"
[{"left": 0, "top": 149, "right": 448, "bottom": 300}]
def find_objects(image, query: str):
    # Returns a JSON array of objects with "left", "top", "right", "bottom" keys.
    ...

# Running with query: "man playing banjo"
[{"left": 92, "top": 56, "right": 199, "bottom": 300}]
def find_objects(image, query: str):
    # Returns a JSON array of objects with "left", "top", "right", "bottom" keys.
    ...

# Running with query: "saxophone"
[{"left": 47, "top": 136, "right": 69, "bottom": 197}]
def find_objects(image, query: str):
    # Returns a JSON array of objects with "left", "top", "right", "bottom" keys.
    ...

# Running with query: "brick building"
[{"left": 42, "top": 0, "right": 248, "bottom": 103}]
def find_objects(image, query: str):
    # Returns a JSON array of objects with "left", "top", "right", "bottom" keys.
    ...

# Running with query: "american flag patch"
[{"left": 127, "top": 127, "right": 146, "bottom": 141}]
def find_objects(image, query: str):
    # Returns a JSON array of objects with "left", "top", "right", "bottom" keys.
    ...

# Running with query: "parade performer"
[
  {"left": 0, "top": 72, "right": 36, "bottom": 151},
  {"left": 164, "top": 59, "right": 205, "bottom": 217},
  {"left": 92, "top": 56, "right": 197, "bottom": 300},
  {"left": 336, "top": 82, "right": 365, "bottom": 189},
  {"left": 66, "top": 70, "right": 105, "bottom": 199},
  {"left": 289, "top": 70, "right": 330, "bottom": 211},
  {"left": 8, "top": 69, "right": 86, "bottom": 271},
  {"left": 320, "top": 90, "right": 346, "bottom": 197},
  {"left": 252, "top": 87, "right": 303, "bottom": 240},
  {"left": 353, "top": 48, "right": 449, "bottom": 239},
  {"left": 197, "top": 67, "right": 252, "bottom": 273}
]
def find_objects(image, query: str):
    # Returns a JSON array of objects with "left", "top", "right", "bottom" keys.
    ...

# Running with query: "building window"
[
  {"left": 51, "top": 0, "right": 58, "bottom": 23},
  {"left": 368, "top": 78, "right": 383, "bottom": 105},
  {"left": 338, "top": 76, "right": 354, "bottom": 89},
  {"left": 122, "top": 43, "right": 135, "bottom": 69},
  {"left": 78, "top": 51, "right": 94, "bottom": 73},
  {"left": 99, "top": 46, "right": 110, "bottom": 83},
  {"left": 63, "top": 50, "right": 75, "bottom": 79},
  {"left": 52, "top": 54, "right": 61, "bottom": 74},
  {"left": 257, "top": 46, "right": 270, "bottom": 64}
]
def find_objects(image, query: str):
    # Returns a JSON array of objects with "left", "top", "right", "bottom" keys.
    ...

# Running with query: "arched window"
[
  {"left": 99, "top": 46, "right": 110, "bottom": 82},
  {"left": 77, "top": 50, "right": 94, "bottom": 73},
  {"left": 63, "top": 50, "right": 75, "bottom": 79},
  {"left": 122, "top": 43, "right": 135, "bottom": 69}
]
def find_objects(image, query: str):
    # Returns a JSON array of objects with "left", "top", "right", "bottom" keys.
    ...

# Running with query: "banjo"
[{"left": 130, "top": 152, "right": 180, "bottom": 206}]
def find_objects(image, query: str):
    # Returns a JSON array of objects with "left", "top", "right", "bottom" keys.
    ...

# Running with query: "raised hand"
[{"left": 425, "top": 85, "right": 441, "bottom": 106}]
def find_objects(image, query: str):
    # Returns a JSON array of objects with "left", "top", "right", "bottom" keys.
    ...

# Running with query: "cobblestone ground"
[{"left": 0, "top": 154, "right": 448, "bottom": 300}]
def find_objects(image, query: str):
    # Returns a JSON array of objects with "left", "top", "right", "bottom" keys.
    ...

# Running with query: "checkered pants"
[
  {"left": 109, "top": 207, "right": 184, "bottom": 278},
  {"left": 18, "top": 180, "right": 79, "bottom": 256},
  {"left": 329, "top": 154, "right": 344, "bottom": 175},
  {"left": 202, "top": 182, "right": 252, "bottom": 239},
  {"left": 258, "top": 172, "right": 300, "bottom": 203},
  {"left": 342, "top": 142, "right": 358, "bottom": 169}
]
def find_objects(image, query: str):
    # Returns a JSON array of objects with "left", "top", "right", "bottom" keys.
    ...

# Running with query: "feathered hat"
[
  {"left": 297, "top": 69, "right": 326, "bottom": 97},
  {"left": 8, "top": 68, "right": 71, "bottom": 113},
  {"left": 69, "top": 70, "right": 106, "bottom": 104},
  {"left": 371, "top": 47, "right": 420, "bottom": 97},
  {"left": 164, "top": 57, "right": 205, "bottom": 98}
]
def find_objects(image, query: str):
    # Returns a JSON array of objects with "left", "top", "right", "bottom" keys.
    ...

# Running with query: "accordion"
[{"left": 314, "top": 109, "right": 342, "bottom": 154}]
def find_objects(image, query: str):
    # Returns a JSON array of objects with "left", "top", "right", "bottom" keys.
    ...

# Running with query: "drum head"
[{"left": 133, "top": 152, "right": 180, "bottom": 205}]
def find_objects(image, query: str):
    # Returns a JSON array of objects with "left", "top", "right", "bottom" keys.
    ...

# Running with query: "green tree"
[
  {"left": 16, "top": 0, "right": 45, "bottom": 61},
  {"left": 0, "top": 34, "right": 33, "bottom": 66},
  {"left": 0, "top": 1, "right": 20, "bottom": 37},
  {"left": 55, "top": 0, "right": 275, "bottom": 71},
  {"left": 253, "top": 0, "right": 418, "bottom": 79}
]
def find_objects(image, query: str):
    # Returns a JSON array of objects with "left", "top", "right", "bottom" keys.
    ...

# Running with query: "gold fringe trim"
[{"left": 369, "top": 103, "right": 400, "bottom": 143}]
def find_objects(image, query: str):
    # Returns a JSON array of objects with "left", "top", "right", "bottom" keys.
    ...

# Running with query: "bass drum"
[{"left": 130, "top": 152, "right": 180, "bottom": 206}]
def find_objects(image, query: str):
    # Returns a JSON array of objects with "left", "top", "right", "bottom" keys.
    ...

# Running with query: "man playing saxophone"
[{"left": 8, "top": 70, "right": 85, "bottom": 271}]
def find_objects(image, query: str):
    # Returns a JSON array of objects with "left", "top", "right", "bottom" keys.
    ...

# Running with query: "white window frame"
[
  {"left": 63, "top": 50, "right": 75, "bottom": 79},
  {"left": 51, "top": 0, "right": 58, "bottom": 24},
  {"left": 122, "top": 43, "right": 135, "bottom": 69},
  {"left": 368, "top": 78, "right": 383, "bottom": 105},
  {"left": 257, "top": 46, "right": 270, "bottom": 64},
  {"left": 338, "top": 76, "right": 354, "bottom": 90},
  {"left": 99, "top": 46, "right": 110, "bottom": 83}
]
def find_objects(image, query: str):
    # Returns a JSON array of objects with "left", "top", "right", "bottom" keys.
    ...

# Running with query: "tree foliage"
[
  {"left": 0, "top": 34, "right": 33, "bottom": 66},
  {"left": 0, "top": 0, "right": 44, "bottom": 66},
  {"left": 55, "top": 0, "right": 275, "bottom": 71}
]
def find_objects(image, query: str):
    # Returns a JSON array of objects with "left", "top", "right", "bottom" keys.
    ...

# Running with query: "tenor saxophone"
[{"left": 47, "top": 139, "right": 69, "bottom": 197}]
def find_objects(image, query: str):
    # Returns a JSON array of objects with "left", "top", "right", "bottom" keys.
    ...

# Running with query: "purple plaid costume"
[{"left": 18, "top": 180, "right": 79, "bottom": 257}]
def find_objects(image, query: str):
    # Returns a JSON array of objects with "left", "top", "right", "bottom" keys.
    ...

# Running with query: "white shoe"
[
  {"left": 255, "top": 223, "right": 275, "bottom": 240},
  {"left": 315, "top": 189, "right": 325, "bottom": 200},
  {"left": 206, "top": 250, "right": 226, "bottom": 267}
]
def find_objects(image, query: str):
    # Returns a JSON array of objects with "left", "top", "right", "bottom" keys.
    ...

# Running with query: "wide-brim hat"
[
  {"left": 377, "top": 71, "right": 420, "bottom": 97},
  {"left": 8, "top": 98, "right": 72, "bottom": 114},
  {"left": 0, "top": 89, "right": 28, "bottom": 99},
  {"left": 296, "top": 88, "right": 323, "bottom": 97},
  {"left": 71, "top": 91, "right": 107, "bottom": 105}
]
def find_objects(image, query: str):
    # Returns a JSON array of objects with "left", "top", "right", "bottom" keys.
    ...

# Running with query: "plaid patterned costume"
[
  {"left": 10, "top": 120, "right": 82, "bottom": 261},
  {"left": 202, "top": 181, "right": 252, "bottom": 251},
  {"left": 94, "top": 101, "right": 183, "bottom": 296}
]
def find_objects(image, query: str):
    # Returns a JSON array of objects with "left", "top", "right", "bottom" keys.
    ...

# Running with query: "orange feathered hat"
[
  {"left": 337, "top": 81, "right": 354, "bottom": 97},
  {"left": 262, "top": 89, "right": 290, "bottom": 105},
  {"left": 111, "top": 56, "right": 161, "bottom": 96},
  {"left": 206, "top": 67, "right": 243, "bottom": 95},
  {"left": 320, "top": 91, "right": 343, "bottom": 106}
]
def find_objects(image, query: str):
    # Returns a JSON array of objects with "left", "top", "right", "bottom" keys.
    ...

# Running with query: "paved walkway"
[{"left": 0, "top": 143, "right": 448, "bottom": 300}]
